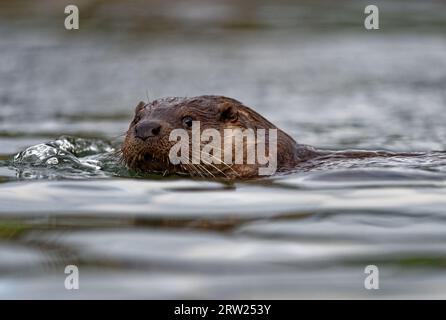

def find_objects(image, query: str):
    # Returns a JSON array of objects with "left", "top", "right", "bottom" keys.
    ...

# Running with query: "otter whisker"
[
  {"left": 199, "top": 144, "right": 240, "bottom": 177},
  {"left": 199, "top": 152, "right": 228, "bottom": 179},
  {"left": 192, "top": 163, "right": 206, "bottom": 178},
  {"left": 184, "top": 163, "right": 204, "bottom": 178},
  {"left": 112, "top": 149, "right": 126, "bottom": 166},
  {"left": 192, "top": 145, "right": 237, "bottom": 177},
  {"left": 196, "top": 163, "right": 215, "bottom": 178},
  {"left": 191, "top": 164, "right": 205, "bottom": 178},
  {"left": 112, "top": 132, "right": 127, "bottom": 139},
  {"left": 188, "top": 145, "right": 230, "bottom": 178},
  {"left": 181, "top": 164, "right": 198, "bottom": 177},
  {"left": 189, "top": 150, "right": 214, "bottom": 178},
  {"left": 145, "top": 88, "right": 151, "bottom": 103}
]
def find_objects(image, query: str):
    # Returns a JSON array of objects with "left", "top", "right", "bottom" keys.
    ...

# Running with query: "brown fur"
[{"left": 121, "top": 95, "right": 317, "bottom": 179}]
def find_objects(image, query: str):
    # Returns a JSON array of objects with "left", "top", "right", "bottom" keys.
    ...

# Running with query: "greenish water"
[{"left": 1, "top": 0, "right": 446, "bottom": 299}]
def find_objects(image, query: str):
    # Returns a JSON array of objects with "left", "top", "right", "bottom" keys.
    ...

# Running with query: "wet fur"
[
  {"left": 122, "top": 95, "right": 417, "bottom": 179},
  {"left": 121, "top": 95, "right": 313, "bottom": 179}
]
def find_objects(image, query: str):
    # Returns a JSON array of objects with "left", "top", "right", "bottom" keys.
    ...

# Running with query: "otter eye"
[{"left": 182, "top": 116, "right": 193, "bottom": 128}]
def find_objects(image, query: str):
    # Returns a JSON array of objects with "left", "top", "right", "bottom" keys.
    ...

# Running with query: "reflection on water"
[{"left": 1, "top": 0, "right": 446, "bottom": 299}]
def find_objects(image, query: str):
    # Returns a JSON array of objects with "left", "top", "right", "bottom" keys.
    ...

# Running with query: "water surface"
[{"left": 1, "top": 0, "right": 446, "bottom": 299}]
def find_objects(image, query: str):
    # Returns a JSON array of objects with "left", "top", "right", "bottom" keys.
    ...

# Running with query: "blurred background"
[
  {"left": 1, "top": 0, "right": 446, "bottom": 154},
  {"left": 1, "top": 0, "right": 446, "bottom": 299}
]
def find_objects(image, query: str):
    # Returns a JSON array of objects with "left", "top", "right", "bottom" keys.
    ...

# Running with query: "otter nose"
[{"left": 134, "top": 120, "right": 162, "bottom": 140}]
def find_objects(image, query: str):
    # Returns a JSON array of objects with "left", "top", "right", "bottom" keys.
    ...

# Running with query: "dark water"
[{"left": 1, "top": 0, "right": 446, "bottom": 299}]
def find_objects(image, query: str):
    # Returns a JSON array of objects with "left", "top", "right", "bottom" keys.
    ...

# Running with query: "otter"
[{"left": 122, "top": 95, "right": 415, "bottom": 179}]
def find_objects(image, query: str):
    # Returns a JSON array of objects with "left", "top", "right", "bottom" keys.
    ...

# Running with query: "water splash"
[{"left": 11, "top": 136, "right": 125, "bottom": 180}]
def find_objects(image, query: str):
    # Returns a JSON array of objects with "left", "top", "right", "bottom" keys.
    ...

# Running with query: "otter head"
[{"left": 121, "top": 95, "right": 299, "bottom": 179}]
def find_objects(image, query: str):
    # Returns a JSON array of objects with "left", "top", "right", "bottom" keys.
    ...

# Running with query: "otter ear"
[
  {"left": 134, "top": 101, "right": 146, "bottom": 114},
  {"left": 218, "top": 102, "right": 238, "bottom": 122}
]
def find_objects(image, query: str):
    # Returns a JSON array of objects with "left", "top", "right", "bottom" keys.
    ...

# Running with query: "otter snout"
[{"left": 134, "top": 120, "right": 162, "bottom": 140}]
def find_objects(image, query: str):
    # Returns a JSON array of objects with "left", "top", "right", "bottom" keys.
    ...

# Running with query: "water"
[{"left": 1, "top": 0, "right": 446, "bottom": 299}]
